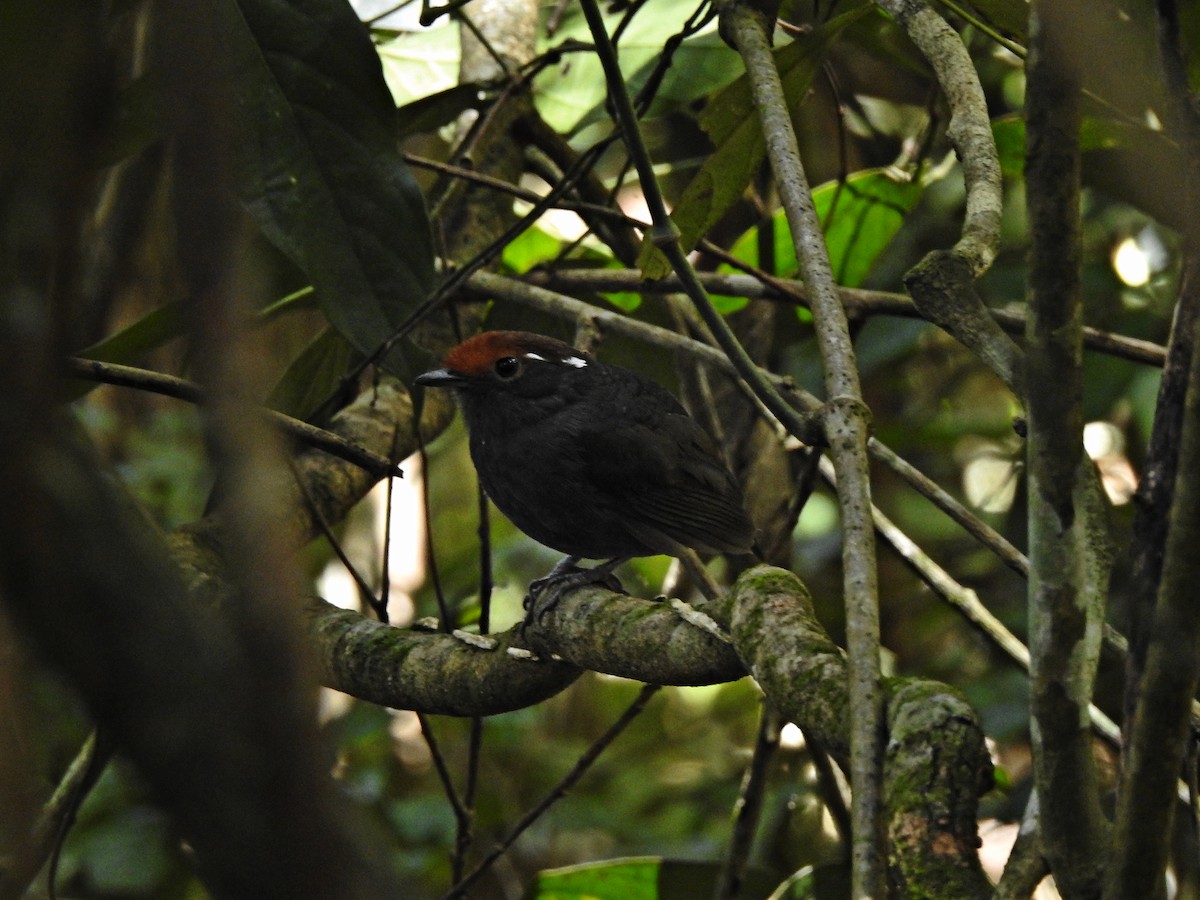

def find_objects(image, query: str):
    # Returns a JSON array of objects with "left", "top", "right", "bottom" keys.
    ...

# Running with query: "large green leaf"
[
  {"left": 375, "top": 20, "right": 461, "bottom": 110},
  {"left": 724, "top": 168, "right": 922, "bottom": 288},
  {"left": 227, "top": 0, "right": 435, "bottom": 381},
  {"left": 533, "top": 5, "right": 744, "bottom": 135},
  {"left": 961, "top": 0, "right": 1029, "bottom": 41},
  {"left": 266, "top": 325, "right": 359, "bottom": 421},
  {"left": 532, "top": 856, "right": 782, "bottom": 900},
  {"left": 639, "top": 7, "right": 871, "bottom": 279}
]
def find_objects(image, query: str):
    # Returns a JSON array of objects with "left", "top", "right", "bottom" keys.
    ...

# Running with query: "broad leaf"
[
  {"left": 266, "top": 326, "right": 359, "bottom": 421},
  {"left": 533, "top": 856, "right": 782, "bottom": 900},
  {"left": 375, "top": 19, "right": 461, "bottom": 110},
  {"left": 638, "top": 8, "right": 871, "bottom": 279},
  {"left": 533, "top": 5, "right": 743, "bottom": 135},
  {"left": 724, "top": 168, "right": 922, "bottom": 289}
]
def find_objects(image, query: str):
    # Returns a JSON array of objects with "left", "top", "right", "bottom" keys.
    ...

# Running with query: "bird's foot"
[{"left": 523, "top": 556, "right": 628, "bottom": 626}]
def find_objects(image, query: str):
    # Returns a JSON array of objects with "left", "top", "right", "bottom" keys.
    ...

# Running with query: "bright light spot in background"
[
  {"left": 962, "top": 453, "right": 1019, "bottom": 514},
  {"left": 1083, "top": 421, "right": 1122, "bottom": 459},
  {"left": 779, "top": 722, "right": 805, "bottom": 750},
  {"left": 316, "top": 458, "right": 425, "bottom": 621},
  {"left": 1112, "top": 236, "right": 1151, "bottom": 287},
  {"left": 795, "top": 491, "right": 839, "bottom": 537},
  {"left": 978, "top": 820, "right": 1064, "bottom": 898},
  {"left": 1112, "top": 225, "right": 1169, "bottom": 288},
  {"left": 1084, "top": 421, "right": 1138, "bottom": 505}
]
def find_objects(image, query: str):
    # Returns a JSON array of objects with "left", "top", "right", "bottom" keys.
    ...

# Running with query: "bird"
[{"left": 415, "top": 330, "right": 756, "bottom": 621}]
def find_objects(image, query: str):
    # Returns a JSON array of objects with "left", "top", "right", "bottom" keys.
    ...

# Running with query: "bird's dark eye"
[{"left": 494, "top": 356, "right": 521, "bottom": 379}]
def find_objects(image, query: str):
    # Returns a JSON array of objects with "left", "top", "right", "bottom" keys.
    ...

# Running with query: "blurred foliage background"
[{"left": 4, "top": 0, "right": 1181, "bottom": 896}]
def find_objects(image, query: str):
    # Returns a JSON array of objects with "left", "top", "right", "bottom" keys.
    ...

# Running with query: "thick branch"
[
  {"left": 1024, "top": 3, "right": 1109, "bottom": 893},
  {"left": 726, "top": 567, "right": 991, "bottom": 899},
  {"left": 307, "top": 600, "right": 581, "bottom": 715},
  {"left": 525, "top": 589, "right": 744, "bottom": 684},
  {"left": 309, "top": 586, "right": 745, "bottom": 716},
  {"left": 1106, "top": 305, "right": 1200, "bottom": 893},
  {"left": 1106, "top": 1, "right": 1200, "bottom": 891},
  {"left": 716, "top": 4, "right": 884, "bottom": 892},
  {"left": 884, "top": 680, "right": 992, "bottom": 900}
]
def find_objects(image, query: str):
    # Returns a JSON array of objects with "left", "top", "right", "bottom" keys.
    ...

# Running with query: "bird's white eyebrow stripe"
[{"left": 523, "top": 351, "right": 588, "bottom": 368}]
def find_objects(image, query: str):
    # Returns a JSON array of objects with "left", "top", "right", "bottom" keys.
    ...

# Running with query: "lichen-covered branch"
[
  {"left": 307, "top": 600, "right": 582, "bottom": 715},
  {"left": 885, "top": 680, "right": 993, "bottom": 900},
  {"left": 726, "top": 567, "right": 992, "bottom": 898},
  {"left": 526, "top": 588, "right": 745, "bottom": 685},
  {"left": 716, "top": 3, "right": 885, "bottom": 892},
  {"left": 308, "top": 586, "right": 745, "bottom": 715}
]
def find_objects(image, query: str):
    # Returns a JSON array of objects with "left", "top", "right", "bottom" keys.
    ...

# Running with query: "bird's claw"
[{"left": 522, "top": 565, "right": 626, "bottom": 627}]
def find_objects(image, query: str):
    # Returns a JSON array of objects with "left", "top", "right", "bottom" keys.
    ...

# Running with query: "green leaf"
[
  {"left": 226, "top": 0, "right": 436, "bottom": 381},
  {"left": 77, "top": 302, "right": 187, "bottom": 364},
  {"left": 266, "top": 326, "right": 359, "bottom": 421},
  {"left": 723, "top": 168, "right": 921, "bottom": 289},
  {"left": 533, "top": 6, "right": 744, "bottom": 135},
  {"left": 533, "top": 857, "right": 782, "bottom": 900},
  {"left": 638, "top": 8, "right": 871, "bottom": 279},
  {"left": 501, "top": 225, "right": 565, "bottom": 274},
  {"left": 535, "top": 857, "right": 658, "bottom": 899},
  {"left": 961, "top": 0, "right": 1029, "bottom": 42},
  {"left": 992, "top": 113, "right": 1148, "bottom": 178},
  {"left": 813, "top": 170, "right": 921, "bottom": 287},
  {"left": 375, "top": 20, "right": 461, "bottom": 109}
]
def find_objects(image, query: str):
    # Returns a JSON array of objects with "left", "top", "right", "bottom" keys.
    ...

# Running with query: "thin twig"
[
  {"left": 67, "top": 357, "right": 402, "bottom": 479},
  {"left": 403, "top": 152, "right": 649, "bottom": 230},
  {"left": 716, "top": 705, "right": 781, "bottom": 900},
  {"left": 522, "top": 268, "right": 1168, "bottom": 367},
  {"left": 818, "top": 454, "right": 1123, "bottom": 749},
  {"left": 443, "top": 684, "right": 662, "bottom": 899},
  {"left": 578, "top": 0, "right": 823, "bottom": 448},
  {"left": 415, "top": 423, "right": 453, "bottom": 631},
  {"left": 417, "top": 712, "right": 474, "bottom": 872},
  {"left": 289, "top": 458, "right": 383, "bottom": 619}
]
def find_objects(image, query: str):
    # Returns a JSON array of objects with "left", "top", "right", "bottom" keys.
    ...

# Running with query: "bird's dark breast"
[
  {"left": 469, "top": 424, "right": 658, "bottom": 559},
  {"left": 459, "top": 362, "right": 752, "bottom": 560}
]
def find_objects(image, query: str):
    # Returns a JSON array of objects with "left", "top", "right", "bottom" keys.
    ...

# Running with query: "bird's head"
[{"left": 415, "top": 331, "right": 592, "bottom": 393}]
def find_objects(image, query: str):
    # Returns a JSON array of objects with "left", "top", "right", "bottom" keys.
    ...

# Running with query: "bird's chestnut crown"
[{"left": 442, "top": 331, "right": 589, "bottom": 382}]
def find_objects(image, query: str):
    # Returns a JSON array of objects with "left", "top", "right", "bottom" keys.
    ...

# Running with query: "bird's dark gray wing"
[{"left": 581, "top": 413, "right": 755, "bottom": 555}]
